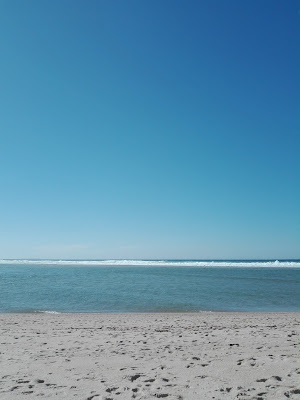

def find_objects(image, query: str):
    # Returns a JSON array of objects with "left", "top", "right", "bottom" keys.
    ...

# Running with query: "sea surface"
[{"left": 0, "top": 259, "right": 299, "bottom": 313}]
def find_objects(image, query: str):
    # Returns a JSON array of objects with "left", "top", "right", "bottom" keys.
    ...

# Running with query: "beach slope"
[{"left": 0, "top": 313, "right": 299, "bottom": 399}]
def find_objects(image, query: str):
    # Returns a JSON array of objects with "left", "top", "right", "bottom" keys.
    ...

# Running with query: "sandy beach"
[{"left": 0, "top": 312, "right": 299, "bottom": 399}]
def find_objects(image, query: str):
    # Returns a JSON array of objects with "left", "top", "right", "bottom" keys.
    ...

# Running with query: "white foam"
[
  {"left": 41, "top": 310, "right": 61, "bottom": 314},
  {"left": 0, "top": 259, "right": 299, "bottom": 267}
]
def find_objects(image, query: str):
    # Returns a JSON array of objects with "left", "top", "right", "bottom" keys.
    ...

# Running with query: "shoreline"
[
  {"left": 1, "top": 310, "right": 300, "bottom": 314},
  {"left": 0, "top": 312, "right": 299, "bottom": 399}
]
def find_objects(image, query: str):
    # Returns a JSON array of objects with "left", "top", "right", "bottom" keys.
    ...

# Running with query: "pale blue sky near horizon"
[{"left": 0, "top": 0, "right": 299, "bottom": 260}]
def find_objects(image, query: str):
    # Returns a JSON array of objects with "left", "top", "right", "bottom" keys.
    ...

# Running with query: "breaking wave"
[{"left": 0, "top": 259, "right": 299, "bottom": 267}]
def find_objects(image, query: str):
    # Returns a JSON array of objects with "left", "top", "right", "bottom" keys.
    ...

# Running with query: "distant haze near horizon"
[{"left": 0, "top": 0, "right": 298, "bottom": 260}]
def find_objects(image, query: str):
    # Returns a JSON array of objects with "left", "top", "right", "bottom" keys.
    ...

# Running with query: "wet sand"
[{"left": 0, "top": 312, "right": 299, "bottom": 399}]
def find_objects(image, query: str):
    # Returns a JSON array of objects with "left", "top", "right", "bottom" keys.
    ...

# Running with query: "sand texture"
[{"left": 0, "top": 312, "right": 299, "bottom": 399}]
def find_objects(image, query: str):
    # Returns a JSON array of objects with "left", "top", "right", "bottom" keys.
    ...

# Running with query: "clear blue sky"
[{"left": 0, "top": 0, "right": 298, "bottom": 259}]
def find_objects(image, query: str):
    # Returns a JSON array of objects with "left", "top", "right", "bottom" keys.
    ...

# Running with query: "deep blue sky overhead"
[{"left": 0, "top": 0, "right": 298, "bottom": 259}]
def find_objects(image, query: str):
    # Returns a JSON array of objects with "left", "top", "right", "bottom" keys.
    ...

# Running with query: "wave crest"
[{"left": 0, "top": 259, "right": 299, "bottom": 268}]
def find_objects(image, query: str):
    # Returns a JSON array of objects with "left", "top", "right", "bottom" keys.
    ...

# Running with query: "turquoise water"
[{"left": 0, "top": 260, "right": 299, "bottom": 313}]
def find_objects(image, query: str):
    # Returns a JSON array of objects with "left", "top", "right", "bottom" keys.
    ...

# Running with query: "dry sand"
[{"left": 0, "top": 312, "right": 299, "bottom": 399}]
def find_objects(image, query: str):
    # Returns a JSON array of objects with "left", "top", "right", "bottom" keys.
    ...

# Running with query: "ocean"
[{"left": 0, "top": 259, "right": 299, "bottom": 313}]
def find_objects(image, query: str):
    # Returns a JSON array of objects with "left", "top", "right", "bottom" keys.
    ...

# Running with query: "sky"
[{"left": 0, "top": 0, "right": 299, "bottom": 260}]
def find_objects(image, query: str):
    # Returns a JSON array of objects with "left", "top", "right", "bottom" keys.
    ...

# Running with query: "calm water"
[{"left": 0, "top": 260, "right": 299, "bottom": 313}]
